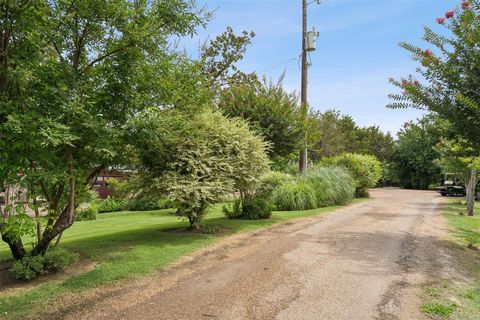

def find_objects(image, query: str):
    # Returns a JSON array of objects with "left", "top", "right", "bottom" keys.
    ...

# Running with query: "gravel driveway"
[{"left": 56, "top": 188, "right": 456, "bottom": 320}]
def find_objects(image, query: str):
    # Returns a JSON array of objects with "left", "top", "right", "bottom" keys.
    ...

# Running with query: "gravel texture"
[{"left": 45, "top": 188, "right": 461, "bottom": 320}]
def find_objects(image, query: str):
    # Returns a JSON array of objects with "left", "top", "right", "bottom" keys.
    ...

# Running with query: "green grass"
[
  {"left": 421, "top": 302, "right": 457, "bottom": 317},
  {"left": 443, "top": 201, "right": 480, "bottom": 249},
  {"left": 419, "top": 200, "right": 480, "bottom": 320},
  {"left": 425, "top": 286, "right": 442, "bottom": 298},
  {"left": 0, "top": 201, "right": 363, "bottom": 319},
  {"left": 421, "top": 301, "right": 457, "bottom": 317}
]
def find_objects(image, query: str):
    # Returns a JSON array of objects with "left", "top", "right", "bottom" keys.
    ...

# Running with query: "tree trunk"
[
  {"left": 1, "top": 185, "right": 27, "bottom": 260},
  {"left": 466, "top": 168, "right": 477, "bottom": 216},
  {"left": 32, "top": 193, "right": 42, "bottom": 243},
  {"left": 30, "top": 149, "right": 76, "bottom": 256},
  {"left": 188, "top": 216, "right": 200, "bottom": 229},
  {"left": 54, "top": 231, "right": 63, "bottom": 247},
  {"left": 1, "top": 229, "right": 26, "bottom": 260}
]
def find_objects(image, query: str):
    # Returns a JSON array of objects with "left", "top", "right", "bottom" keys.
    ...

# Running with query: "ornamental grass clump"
[
  {"left": 269, "top": 166, "right": 356, "bottom": 211},
  {"left": 256, "top": 171, "right": 294, "bottom": 199},
  {"left": 321, "top": 153, "right": 382, "bottom": 198},
  {"left": 272, "top": 180, "right": 317, "bottom": 211},
  {"left": 305, "top": 166, "right": 355, "bottom": 206}
]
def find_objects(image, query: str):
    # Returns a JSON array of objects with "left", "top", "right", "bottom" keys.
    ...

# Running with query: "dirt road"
[{"left": 58, "top": 188, "right": 458, "bottom": 320}]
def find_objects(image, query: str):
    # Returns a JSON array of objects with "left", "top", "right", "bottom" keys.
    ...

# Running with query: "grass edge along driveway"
[
  {"left": 420, "top": 200, "right": 480, "bottom": 320},
  {"left": 0, "top": 200, "right": 366, "bottom": 320}
]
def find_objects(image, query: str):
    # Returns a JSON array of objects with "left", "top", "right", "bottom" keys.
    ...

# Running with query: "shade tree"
[
  {"left": 218, "top": 76, "right": 304, "bottom": 162},
  {"left": 0, "top": 0, "right": 208, "bottom": 259},
  {"left": 388, "top": 0, "right": 480, "bottom": 214},
  {"left": 392, "top": 116, "right": 442, "bottom": 190}
]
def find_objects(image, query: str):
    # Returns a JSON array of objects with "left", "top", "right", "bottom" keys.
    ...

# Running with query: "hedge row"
[
  {"left": 97, "top": 198, "right": 173, "bottom": 213},
  {"left": 258, "top": 154, "right": 382, "bottom": 211}
]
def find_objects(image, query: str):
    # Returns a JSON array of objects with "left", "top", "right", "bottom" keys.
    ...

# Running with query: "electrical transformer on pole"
[{"left": 299, "top": 0, "right": 320, "bottom": 173}]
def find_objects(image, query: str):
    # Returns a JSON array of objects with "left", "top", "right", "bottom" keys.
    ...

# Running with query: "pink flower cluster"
[
  {"left": 460, "top": 1, "right": 480, "bottom": 21},
  {"left": 422, "top": 49, "right": 435, "bottom": 66},
  {"left": 436, "top": 2, "right": 480, "bottom": 24},
  {"left": 401, "top": 79, "right": 419, "bottom": 86},
  {"left": 400, "top": 78, "right": 421, "bottom": 98}
]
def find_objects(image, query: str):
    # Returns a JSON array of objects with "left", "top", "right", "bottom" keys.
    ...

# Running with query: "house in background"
[
  {"left": 93, "top": 169, "right": 128, "bottom": 199},
  {"left": 0, "top": 184, "right": 38, "bottom": 217}
]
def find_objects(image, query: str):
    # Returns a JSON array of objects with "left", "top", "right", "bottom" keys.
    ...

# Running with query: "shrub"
[
  {"left": 105, "top": 177, "right": 129, "bottom": 199},
  {"left": 223, "top": 197, "right": 273, "bottom": 220},
  {"left": 355, "top": 187, "right": 370, "bottom": 198},
  {"left": 200, "top": 224, "right": 222, "bottom": 234},
  {"left": 256, "top": 171, "right": 294, "bottom": 199},
  {"left": 242, "top": 196, "right": 274, "bottom": 219},
  {"left": 97, "top": 198, "right": 127, "bottom": 213},
  {"left": 139, "top": 109, "right": 269, "bottom": 228},
  {"left": 42, "top": 247, "right": 79, "bottom": 272},
  {"left": 75, "top": 190, "right": 98, "bottom": 220},
  {"left": 223, "top": 200, "right": 243, "bottom": 219},
  {"left": 11, "top": 255, "right": 45, "bottom": 280},
  {"left": 272, "top": 180, "right": 317, "bottom": 211},
  {"left": 11, "top": 247, "right": 78, "bottom": 280},
  {"left": 126, "top": 198, "right": 172, "bottom": 211},
  {"left": 271, "top": 160, "right": 299, "bottom": 176},
  {"left": 321, "top": 153, "right": 382, "bottom": 198},
  {"left": 305, "top": 166, "right": 355, "bottom": 207},
  {"left": 75, "top": 203, "right": 98, "bottom": 221}
]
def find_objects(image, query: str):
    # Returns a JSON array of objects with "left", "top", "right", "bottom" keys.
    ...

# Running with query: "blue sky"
[{"left": 181, "top": 0, "right": 459, "bottom": 135}]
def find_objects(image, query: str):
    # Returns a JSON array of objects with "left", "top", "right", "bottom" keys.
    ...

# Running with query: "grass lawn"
[
  {"left": 420, "top": 200, "right": 480, "bottom": 320},
  {"left": 0, "top": 201, "right": 361, "bottom": 319},
  {"left": 443, "top": 201, "right": 480, "bottom": 249}
]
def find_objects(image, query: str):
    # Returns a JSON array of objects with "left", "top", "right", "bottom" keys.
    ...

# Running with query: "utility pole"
[
  {"left": 299, "top": 0, "right": 308, "bottom": 173},
  {"left": 299, "top": 0, "right": 319, "bottom": 173}
]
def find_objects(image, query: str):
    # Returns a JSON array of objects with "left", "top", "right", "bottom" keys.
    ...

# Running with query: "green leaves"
[
  {"left": 200, "top": 26, "right": 256, "bottom": 89},
  {"left": 394, "top": 116, "right": 442, "bottom": 189},
  {"left": 38, "top": 121, "right": 78, "bottom": 148},
  {"left": 388, "top": 0, "right": 480, "bottom": 148},
  {"left": 218, "top": 76, "right": 302, "bottom": 160},
  {"left": 311, "top": 110, "right": 395, "bottom": 162},
  {"left": 1, "top": 210, "right": 36, "bottom": 243},
  {"left": 132, "top": 108, "right": 270, "bottom": 227},
  {"left": 0, "top": 0, "right": 210, "bottom": 258},
  {"left": 321, "top": 153, "right": 382, "bottom": 197}
]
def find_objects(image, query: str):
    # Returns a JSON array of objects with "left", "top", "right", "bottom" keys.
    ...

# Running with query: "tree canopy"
[
  {"left": 218, "top": 76, "right": 303, "bottom": 161},
  {"left": 388, "top": 0, "right": 480, "bottom": 148},
  {"left": 130, "top": 108, "right": 270, "bottom": 228},
  {"left": 311, "top": 109, "right": 395, "bottom": 162},
  {"left": 0, "top": 0, "right": 208, "bottom": 259},
  {"left": 388, "top": 0, "right": 480, "bottom": 213},
  {"left": 393, "top": 116, "right": 442, "bottom": 189}
]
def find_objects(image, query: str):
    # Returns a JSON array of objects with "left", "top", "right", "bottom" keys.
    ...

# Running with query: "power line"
[{"left": 260, "top": 57, "right": 298, "bottom": 73}]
